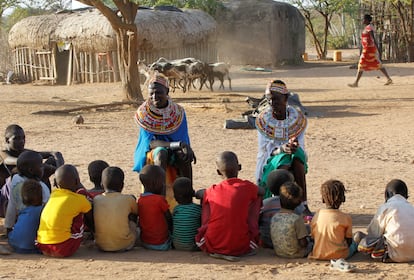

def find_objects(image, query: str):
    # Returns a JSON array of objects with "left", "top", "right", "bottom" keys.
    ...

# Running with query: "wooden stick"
[
  {"left": 67, "top": 45, "right": 73, "bottom": 86},
  {"left": 32, "top": 101, "right": 141, "bottom": 115}
]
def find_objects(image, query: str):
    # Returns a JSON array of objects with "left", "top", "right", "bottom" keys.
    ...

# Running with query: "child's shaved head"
[
  {"left": 21, "top": 179, "right": 43, "bottom": 206},
  {"left": 173, "top": 177, "right": 194, "bottom": 204},
  {"left": 5, "top": 124, "right": 24, "bottom": 139},
  {"left": 16, "top": 150, "right": 43, "bottom": 179},
  {"left": 279, "top": 181, "right": 303, "bottom": 210},
  {"left": 88, "top": 160, "right": 109, "bottom": 185},
  {"left": 139, "top": 165, "right": 166, "bottom": 195},
  {"left": 266, "top": 169, "right": 294, "bottom": 196},
  {"left": 385, "top": 179, "right": 408, "bottom": 201},
  {"left": 215, "top": 151, "right": 240, "bottom": 178},
  {"left": 55, "top": 164, "right": 80, "bottom": 192},
  {"left": 102, "top": 166, "right": 124, "bottom": 192}
]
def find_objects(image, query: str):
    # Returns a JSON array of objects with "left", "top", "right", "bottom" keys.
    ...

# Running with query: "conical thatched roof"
[
  {"left": 54, "top": 8, "right": 116, "bottom": 52},
  {"left": 8, "top": 8, "right": 216, "bottom": 52},
  {"left": 8, "top": 13, "right": 69, "bottom": 50}
]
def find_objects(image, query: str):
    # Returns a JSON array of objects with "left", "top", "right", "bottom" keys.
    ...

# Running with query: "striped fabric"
[{"left": 172, "top": 203, "right": 202, "bottom": 251}]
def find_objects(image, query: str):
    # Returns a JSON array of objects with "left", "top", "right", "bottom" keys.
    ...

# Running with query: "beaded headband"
[
  {"left": 265, "top": 80, "right": 289, "bottom": 95},
  {"left": 148, "top": 72, "right": 169, "bottom": 89}
]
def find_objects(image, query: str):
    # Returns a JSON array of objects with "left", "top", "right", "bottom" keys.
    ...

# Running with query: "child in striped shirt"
[{"left": 172, "top": 177, "right": 201, "bottom": 251}]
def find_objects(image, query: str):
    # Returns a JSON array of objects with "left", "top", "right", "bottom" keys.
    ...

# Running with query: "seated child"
[
  {"left": 36, "top": 164, "right": 92, "bottom": 257},
  {"left": 75, "top": 160, "right": 109, "bottom": 203},
  {"left": 195, "top": 151, "right": 262, "bottom": 261},
  {"left": 4, "top": 150, "right": 50, "bottom": 233},
  {"left": 259, "top": 169, "right": 294, "bottom": 248},
  {"left": 0, "top": 124, "right": 63, "bottom": 217},
  {"left": 93, "top": 166, "right": 138, "bottom": 252},
  {"left": 8, "top": 179, "right": 43, "bottom": 253},
  {"left": 172, "top": 177, "right": 201, "bottom": 251},
  {"left": 0, "top": 124, "right": 64, "bottom": 188},
  {"left": 270, "top": 181, "right": 311, "bottom": 258},
  {"left": 87, "top": 160, "right": 109, "bottom": 197},
  {"left": 357, "top": 179, "right": 414, "bottom": 262},
  {"left": 138, "top": 165, "right": 172, "bottom": 251},
  {"left": 308, "top": 179, "right": 357, "bottom": 260}
]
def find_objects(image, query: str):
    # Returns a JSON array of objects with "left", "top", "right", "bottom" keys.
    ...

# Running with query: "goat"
[
  {"left": 186, "top": 60, "right": 210, "bottom": 91},
  {"left": 206, "top": 62, "right": 232, "bottom": 91},
  {"left": 137, "top": 60, "right": 152, "bottom": 89},
  {"left": 148, "top": 60, "right": 188, "bottom": 93}
]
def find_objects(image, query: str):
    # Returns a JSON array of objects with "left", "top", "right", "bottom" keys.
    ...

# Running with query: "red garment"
[
  {"left": 358, "top": 24, "right": 382, "bottom": 71},
  {"left": 196, "top": 178, "right": 261, "bottom": 256},
  {"left": 138, "top": 193, "right": 170, "bottom": 245},
  {"left": 36, "top": 213, "right": 84, "bottom": 257},
  {"left": 88, "top": 190, "right": 104, "bottom": 198}
]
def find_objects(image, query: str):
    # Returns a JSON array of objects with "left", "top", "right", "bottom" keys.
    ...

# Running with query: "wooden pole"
[
  {"left": 95, "top": 53, "right": 100, "bottom": 83},
  {"left": 67, "top": 45, "right": 73, "bottom": 86},
  {"left": 112, "top": 50, "right": 119, "bottom": 82},
  {"left": 73, "top": 46, "right": 79, "bottom": 83},
  {"left": 52, "top": 47, "right": 57, "bottom": 85},
  {"left": 84, "top": 52, "right": 88, "bottom": 83},
  {"left": 89, "top": 52, "right": 93, "bottom": 83},
  {"left": 28, "top": 48, "right": 33, "bottom": 81},
  {"left": 80, "top": 52, "right": 84, "bottom": 83},
  {"left": 22, "top": 48, "right": 27, "bottom": 80}
]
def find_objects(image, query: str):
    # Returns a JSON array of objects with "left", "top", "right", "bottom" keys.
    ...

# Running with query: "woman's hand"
[
  {"left": 282, "top": 137, "right": 299, "bottom": 154},
  {"left": 175, "top": 142, "right": 196, "bottom": 164}
]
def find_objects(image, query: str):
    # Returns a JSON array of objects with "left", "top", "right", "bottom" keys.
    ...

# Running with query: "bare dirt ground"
[{"left": 0, "top": 50, "right": 414, "bottom": 279}]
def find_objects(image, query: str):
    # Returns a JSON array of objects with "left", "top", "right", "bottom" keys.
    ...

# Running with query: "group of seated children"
[{"left": 2, "top": 141, "right": 414, "bottom": 267}]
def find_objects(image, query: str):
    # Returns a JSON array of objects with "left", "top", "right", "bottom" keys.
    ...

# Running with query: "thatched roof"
[
  {"left": 135, "top": 9, "right": 216, "bottom": 50},
  {"left": 8, "top": 13, "right": 69, "bottom": 50},
  {"left": 54, "top": 9, "right": 116, "bottom": 52},
  {"left": 8, "top": 8, "right": 216, "bottom": 52}
]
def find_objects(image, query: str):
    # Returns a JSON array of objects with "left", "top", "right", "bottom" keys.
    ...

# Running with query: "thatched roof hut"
[
  {"left": 8, "top": 7, "right": 217, "bottom": 84},
  {"left": 8, "top": 8, "right": 217, "bottom": 54},
  {"left": 53, "top": 9, "right": 116, "bottom": 53},
  {"left": 8, "top": 13, "right": 69, "bottom": 50},
  {"left": 135, "top": 8, "right": 216, "bottom": 51}
]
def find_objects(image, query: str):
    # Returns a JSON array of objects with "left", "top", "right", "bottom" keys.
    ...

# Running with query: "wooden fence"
[
  {"left": 12, "top": 47, "right": 56, "bottom": 84},
  {"left": 11, "top": 40, "right": 217, "bottom": 85}
]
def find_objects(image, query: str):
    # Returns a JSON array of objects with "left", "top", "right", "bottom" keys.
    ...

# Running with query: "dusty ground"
[{"left": 0, "top": 50, "right": 413, "bottom": 279}]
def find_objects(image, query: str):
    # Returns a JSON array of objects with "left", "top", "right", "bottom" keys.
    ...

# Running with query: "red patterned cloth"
[{"left": 358, "top": 24, "right": 382, "bottom": 71}]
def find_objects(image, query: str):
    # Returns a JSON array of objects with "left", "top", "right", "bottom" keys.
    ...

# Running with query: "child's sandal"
[{"left": 330, "top": 258, "right": 356, "bottom": 272}]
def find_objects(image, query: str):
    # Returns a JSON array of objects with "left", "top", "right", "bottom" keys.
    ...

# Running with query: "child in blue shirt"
[
  {"left": 172, "top": 177, "right": 201, "bottom": 251},
  {"left": 8, "top": 179, "right": 43, "bottom": 253}
]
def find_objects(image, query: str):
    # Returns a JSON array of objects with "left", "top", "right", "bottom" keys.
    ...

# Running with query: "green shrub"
[{"left": 328, "top": 35, "right": 350, "bottom": 49}]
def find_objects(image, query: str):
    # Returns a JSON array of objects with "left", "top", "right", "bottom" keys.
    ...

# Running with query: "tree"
[
  {"left": 0, "top": 0, "right": 20, "bottom": 25},
  {"left": 289, "top": 0, "right": 357, "bottom": 59},
  {"left": 139, "top": 0, "right": 223, "bottom": 16},
  {"left": 77, "top": 0, "right": 142, "bottom": 102},
  {"left": 361, "top": 0, "right": 414, "bottom": 62},
  {"left": 391, "top": 0, "right": 414, "bottom": 61}
]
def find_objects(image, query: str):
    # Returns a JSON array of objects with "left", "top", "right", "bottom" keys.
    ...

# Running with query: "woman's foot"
[
  {"left": 384, "top": 79, "right": 393, "bottom": 85},
  {"left": 347, "top": 83, "right": 358, "bottom": 88}
]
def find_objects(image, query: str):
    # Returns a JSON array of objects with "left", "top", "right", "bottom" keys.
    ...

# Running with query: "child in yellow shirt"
[{"left": 37, "top": 164, "right": 92, "bottom": 257}]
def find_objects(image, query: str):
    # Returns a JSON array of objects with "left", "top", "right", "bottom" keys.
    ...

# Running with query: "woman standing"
[{"left": 348, "top": 14, "right": 392, "bottom": 87}]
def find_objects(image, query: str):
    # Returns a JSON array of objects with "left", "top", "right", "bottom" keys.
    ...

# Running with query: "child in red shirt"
[
  {"left": 137, "top": 165, "right": 172, "bottom": 251},
  {"left": 195, "top": 151, "right": 263, "bottom": 261}
]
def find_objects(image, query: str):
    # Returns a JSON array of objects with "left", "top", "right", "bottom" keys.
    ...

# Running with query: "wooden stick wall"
[{"left": 11, "top": 40, "right": 217, "bottom": 85}]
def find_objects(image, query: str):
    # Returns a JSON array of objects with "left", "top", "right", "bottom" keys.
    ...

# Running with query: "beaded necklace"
[{"left": 256, "top": 105, "right": 307, "bottom": 141}]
